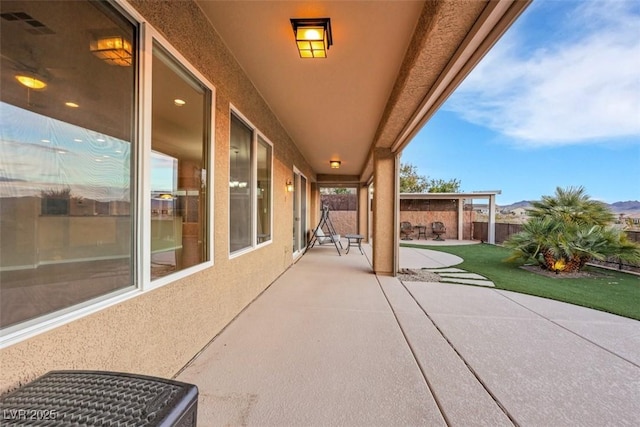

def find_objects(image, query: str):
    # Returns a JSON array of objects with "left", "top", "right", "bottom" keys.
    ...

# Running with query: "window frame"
[
  {"left": 142, "top": 35, "right": 215, "bottom": 290},
  {"left": 256, "top": 134, "right": 274, "bottom": 246},
  {"left": 292, "top": 166, "right": 309, "bottom": 258},
  {"left": 0, "top": 0, "right": 216, "bottom": 348},
  {"left": 228, "top": 106, "right": 273, "bottom": 259}
]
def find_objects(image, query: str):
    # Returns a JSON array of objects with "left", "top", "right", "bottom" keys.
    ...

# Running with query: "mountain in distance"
[
  {"left": 499, "top": 200, "right": 531, "bottom": 211},
  {"left": 610, "top": 201, "right": 640, "bottom": 213},
  {"left": 499, "top": 200, "right": 640, "bottom": 214}
]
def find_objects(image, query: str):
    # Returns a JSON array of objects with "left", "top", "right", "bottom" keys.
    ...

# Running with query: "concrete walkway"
[{"left": 177, "top": 243, "right": 640, "bottom": 426}]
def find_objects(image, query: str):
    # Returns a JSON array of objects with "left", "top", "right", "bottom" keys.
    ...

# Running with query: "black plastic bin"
[{"left": 0, "top": 370, "right": 198, "bottom": 426}]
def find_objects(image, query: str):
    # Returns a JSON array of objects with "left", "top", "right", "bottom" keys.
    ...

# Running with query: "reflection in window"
[
  {"left": 257, "top": 136, "right": 272, "bottom": 243},
  {"left": 0, "top": 0, "right": 136, "bottom": 330},
  {"left": 151, "top": 43, "right": 210, "bottom": 279},
  {"left": 229, "top": 113, "right": 273, "bottom": 254},
  {"left": 229, "top": 114, "right": 253, "bottom": 252}
]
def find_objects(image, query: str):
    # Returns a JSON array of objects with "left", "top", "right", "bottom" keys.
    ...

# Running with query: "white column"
[{"left": 488, "top": 195, "right": 496, "bottom": 244}]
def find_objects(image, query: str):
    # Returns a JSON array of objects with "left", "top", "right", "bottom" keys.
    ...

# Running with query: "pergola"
[{"left": 400, "top": 191, "right": 501, "bottom": 244}]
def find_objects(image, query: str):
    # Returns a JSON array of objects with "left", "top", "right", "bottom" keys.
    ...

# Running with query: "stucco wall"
[
  {"left": 318, "top": 194, "right": 358, "bottom": 236},
  {"left": 326, "top": 211, "right": 358, "bottom": 236},
  {"left": 0, "top": 0, "right": 316, "bottom": 393},
  {"left": 399, "top": 203, "right": 476, "bottom": 240},
  {"left": 400, "top": 211, "right": 457, "bottom": 240}
]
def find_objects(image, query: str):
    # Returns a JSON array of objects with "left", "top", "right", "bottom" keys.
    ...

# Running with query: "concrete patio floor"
[{"left": 177, "top": 243, "right": 640, "bottom": 426}]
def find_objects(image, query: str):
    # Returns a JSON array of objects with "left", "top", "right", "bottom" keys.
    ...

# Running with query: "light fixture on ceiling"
[
  {"left": 174, "top": 99, "right": 186, "bottom": 107},
  {"left": 330, "top": 160, "right": 341, "bottom": 169},
  {"left": 15, "top": 74, "right": 47, "bottom": 90},
  {"left": 290, "top": 18, "right": 332, "bottom": 58},
  {"left": 90, "top": 34, "right": 132, "bottom": 66},
  {"left": 65, "top": 101, "right": 79, "bottom": 108},
  {"left": 229, "top": 147, "right": 248, "bottom": 188},
  {"left": 286, "top": 180, "right": 294, "bottom": 192}
]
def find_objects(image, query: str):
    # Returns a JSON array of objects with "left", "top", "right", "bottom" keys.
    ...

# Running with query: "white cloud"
[{"left": 446, "top": 0, "right": 640, "bottom": 147}]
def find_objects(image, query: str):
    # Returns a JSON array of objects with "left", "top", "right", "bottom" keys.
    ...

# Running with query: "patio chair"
[
  {"left": 400, "top": 221, "right": 414, "bottom": 240},
  {"left": 432, "top": 221, "right": 446, "bottom": 241}
]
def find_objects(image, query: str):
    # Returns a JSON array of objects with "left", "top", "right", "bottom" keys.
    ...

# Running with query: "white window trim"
[
  {"left": 141, "top": 23, "right": 216, "bottom": 291},
  {"left": 0, "top": 0, "right": 216, "bottom": 349},
  {"left": 292, "top": 166, "right": 309, "bottom": 259},
  {"left": 256, "top": 133, "right": 274, "bottom": 250},
  {"left": 228, "top": 106, "right": 274, "bottom": 259}
]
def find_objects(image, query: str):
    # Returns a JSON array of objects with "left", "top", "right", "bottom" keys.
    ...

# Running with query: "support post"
[
  {"left": 488, "top": 194, "right": 497, "bottom": 244},
  {"left": 358, "top": 184, "right": 369, "bottom": 242},
  {"left": 372, "top": 148, "right": 397, "bottom": 276}
]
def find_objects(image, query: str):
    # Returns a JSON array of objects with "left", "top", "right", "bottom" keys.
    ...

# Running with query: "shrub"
[{"left": 505, "top": 187, "right": 640, "bottom": 273}]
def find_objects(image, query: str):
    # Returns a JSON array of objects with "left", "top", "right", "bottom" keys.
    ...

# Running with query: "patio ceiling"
[{"left": 196, "top": 0, "right": 531, "bottom": 183}]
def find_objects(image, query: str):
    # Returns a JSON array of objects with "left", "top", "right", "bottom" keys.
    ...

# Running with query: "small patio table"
[
  {"left": 414, "top": 224, "right": 427, "bottom": 239},
  {"left": 345, "top": 234, "right": 364, "bottom": 254}
]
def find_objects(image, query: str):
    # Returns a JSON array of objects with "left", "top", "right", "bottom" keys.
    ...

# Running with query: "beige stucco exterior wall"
[{"left": 0, "top": 0, "right": 315, "bottom": 393}]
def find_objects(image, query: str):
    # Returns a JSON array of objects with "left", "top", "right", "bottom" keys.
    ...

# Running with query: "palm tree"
[
  {"left": 505, "top": 186, "right": 640, "bottom": 273},
  {"left": 527, "top": 186, "right": 615, "bottom": 226}
]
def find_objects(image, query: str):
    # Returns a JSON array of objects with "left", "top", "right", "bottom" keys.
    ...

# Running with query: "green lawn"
[{"left": 401, "top": 243, "right": 640, "bottom": 320}]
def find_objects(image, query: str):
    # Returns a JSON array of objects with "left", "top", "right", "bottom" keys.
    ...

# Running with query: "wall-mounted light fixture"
[
  {"left": 290, "top": 18, "right": 332, "bottom": 58},
  {"left": 286, "top": 180, "right": 294, "bottom": 192},
  {"left": 90, "top": 34, "right": 132, "bottom": 66},
  {"left": 330, "top": 160, "right": 341, "bottom": 169}
]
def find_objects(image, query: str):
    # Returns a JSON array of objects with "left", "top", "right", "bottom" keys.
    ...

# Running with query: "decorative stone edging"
[{"left": 399, "top": 267, "right": 495, "bottom": 287}]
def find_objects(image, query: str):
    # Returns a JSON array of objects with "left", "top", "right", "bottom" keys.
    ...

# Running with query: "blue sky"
[
  {"left": 402, "top": 0, "right": 640, "bottom": 205},
  {"left": 0, "top": 102, "right": 131, "bottom": 201}
]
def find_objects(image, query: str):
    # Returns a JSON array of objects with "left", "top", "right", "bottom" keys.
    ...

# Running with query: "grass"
[{"left": 401, "top": 243, "right": 640, "bottom": 320}]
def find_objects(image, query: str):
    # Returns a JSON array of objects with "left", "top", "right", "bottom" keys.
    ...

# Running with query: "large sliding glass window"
[
  {"left": 229, "top": 112, "right": 273, "bottom": 254},
  {"left": 0, "top": 0, "right": 136, "bottom": 330},
  {"left": 0, "top": 1, "right": 214, "bottom": 341},
  {"left": 151, "top": 43, "right": 210, "bottom": 280}
]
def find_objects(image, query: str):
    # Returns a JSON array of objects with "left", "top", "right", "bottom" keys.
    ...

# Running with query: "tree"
[
  {"left": 40, "top": 187, "right": 72, "bottom": 215},
  {"left": 527, "top": 185, "right": 614, "bottom": 225},
  {"left": 428, "top": 178, "right": 461, "bottom": 193},
  {"left": 399, "top": 163, "right": 428, "bottom": 193},
  {"left": 505, "top": 186, "right": 640, "bottom": 273},
  {"left": 320, "top": 187, "right": 354, "bottom": 195},
  {"left": 399, "top": 163, "right": 461, "bottom": 193}
]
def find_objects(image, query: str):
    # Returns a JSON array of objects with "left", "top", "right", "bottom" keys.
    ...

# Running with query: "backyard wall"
[
  {"left": 320, "top": 194, "right": 358, "bottom": 236},
  {"left": 400, "top": 199, "right": 475, "bottom": 240}
]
